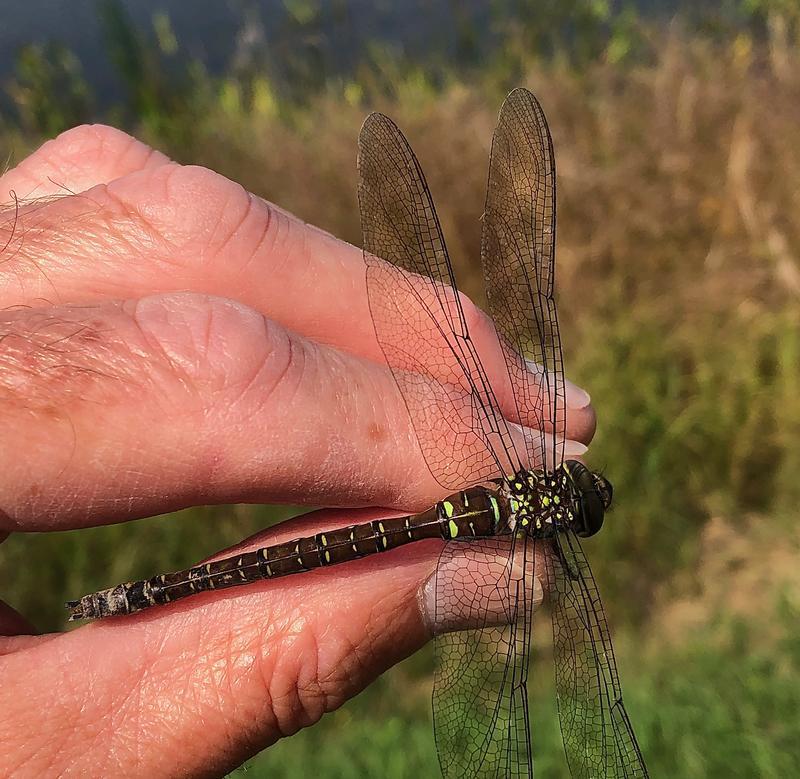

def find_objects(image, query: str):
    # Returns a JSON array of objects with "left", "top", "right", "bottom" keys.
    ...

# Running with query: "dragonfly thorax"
[{"left": 500, "top": 460, "right": 611, "bottom": 539}]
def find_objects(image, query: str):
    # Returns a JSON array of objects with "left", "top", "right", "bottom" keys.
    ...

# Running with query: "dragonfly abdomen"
[{"left": 66, "top": 487, "right": 502, "bottom": 621}]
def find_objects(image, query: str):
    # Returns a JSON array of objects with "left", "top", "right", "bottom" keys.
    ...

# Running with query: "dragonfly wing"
[
  {"left": 481, "top": 87, "right": 564, "bottom": 472},
  {"left": 432, "top": 534, "right": 539, "bottom": 779},
  {"left": 358, "top": 111, "right": 523, "bottom": 490},
  {"left": 550, "top": 529, "right": 649, "bottom": 778}
]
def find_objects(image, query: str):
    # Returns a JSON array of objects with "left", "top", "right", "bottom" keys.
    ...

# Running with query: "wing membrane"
[
  {"left": 358, "top": 110, "right": 541, "bottom": 776},
  {"left": 433, "top": 535, "right": 538, "bottom": 779},
  {"left": 481, "top": 88, "right": 565, "bottom": 472},
  {"left": 550, "top": 530, "right": 649, "bottom": 778},
  {"left": 481, "top": 89, "right": 648, "bottom": 778},
  {"left": 359, "top": 112, "right": 522, "bottom": 489}
]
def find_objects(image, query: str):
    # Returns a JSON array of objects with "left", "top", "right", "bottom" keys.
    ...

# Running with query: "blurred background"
[{"left": 1, "top": 1, "right": 799, "bottom": 776}]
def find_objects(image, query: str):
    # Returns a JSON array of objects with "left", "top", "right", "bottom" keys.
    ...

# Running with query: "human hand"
[{"left": 0, "top": 125, "right": 596, "bottom": 776}]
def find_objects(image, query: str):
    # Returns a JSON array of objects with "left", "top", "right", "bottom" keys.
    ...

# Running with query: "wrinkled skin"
[{"left": 0, "top": 125, "right": 596, "bottom": 778}]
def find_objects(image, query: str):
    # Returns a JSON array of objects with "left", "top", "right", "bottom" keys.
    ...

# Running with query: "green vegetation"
[
  {"left": 2, "top": 1, "right": 799, "bottom": 776},
  {"left": 244, "top": 600, "right": 800, "bottom": 778}
]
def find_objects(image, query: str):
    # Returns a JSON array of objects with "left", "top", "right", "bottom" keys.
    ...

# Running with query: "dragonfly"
[{"left": 67, "top": 88, "right": 648, "bottom": 778}]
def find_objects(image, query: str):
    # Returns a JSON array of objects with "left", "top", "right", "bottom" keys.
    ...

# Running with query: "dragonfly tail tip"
[{"left": 65, "top": 597, "right": 91, "bottom": 621}]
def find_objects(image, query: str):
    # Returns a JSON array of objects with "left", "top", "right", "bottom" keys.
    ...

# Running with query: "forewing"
[
  {"left": 358, "top": 112, "right": 522, "bottom": 490},
  {"left": 432, "top": 535, "right": 539, "bottom": 779},
  {"left": 481, "top": 88, "right": 565, "bottom": 473},
  {"left": 549, "top": 530, "right": 649, "bottom": 778}
]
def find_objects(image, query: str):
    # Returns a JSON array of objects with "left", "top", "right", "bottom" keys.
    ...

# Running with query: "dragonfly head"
[{"left": 562, "top": 460, "right": 612, "bottom": 538}]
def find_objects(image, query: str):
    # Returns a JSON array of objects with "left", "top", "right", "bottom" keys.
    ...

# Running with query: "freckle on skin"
[{"left": 366, "top": 422, "right": 385, "bottom": 441}]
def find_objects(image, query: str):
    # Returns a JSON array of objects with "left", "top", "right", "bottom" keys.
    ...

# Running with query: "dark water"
[{"left": 1, "top": 0, "right": 683, "bottom": 107}]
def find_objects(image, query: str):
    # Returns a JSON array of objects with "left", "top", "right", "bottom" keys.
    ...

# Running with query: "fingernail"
[
  {"left": 419, "top": 540, "right": 544, "bottom": 636},
  {"left": 564, "top": 439, "right": 588, "bottom": 457},
  {"left": 565, "top": 379, "right": 591, "bottom": 409},
  {"left": 524, "top": 360, "right": 590, "bottom": 409}
]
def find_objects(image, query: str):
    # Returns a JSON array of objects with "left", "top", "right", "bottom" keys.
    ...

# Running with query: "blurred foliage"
[
  {"left": 236, "top": 599, "right": 800, "bottom": 778},
  {"left": 97, "top": 0, "right": 212, "bottom": 146},
  {"left": 1, "top": 0, "right": 799, "bottom": 776},
  {"left": 4, "top": 42, "right": 93, "bottom": 136}
]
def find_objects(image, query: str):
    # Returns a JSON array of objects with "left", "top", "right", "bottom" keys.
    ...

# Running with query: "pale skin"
[{"left": 0, "top": 125, "right": 596, "bottom": 777}]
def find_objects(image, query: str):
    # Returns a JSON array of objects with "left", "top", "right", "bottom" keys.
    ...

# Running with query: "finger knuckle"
[
  {"left": 153, "top": 166, "right": 294, "bottom": 280},
  {"left": 256, "top": 621, "right": 331, "bottom": 737},
  {"left": 105, "top": 163, "right": 288, "bottom": 275},
  {"left": 143, "top": 164, "right": 254, "bottom": 252},
  {"left": 130, "top": 292, "right": 294, "bottom": 404},
  {"left": 47, "top": 124, "right": 140, "bottom": 166}
]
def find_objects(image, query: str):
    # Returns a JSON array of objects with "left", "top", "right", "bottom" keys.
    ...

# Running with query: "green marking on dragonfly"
[
  {"left": 442, "top": 501, "right": 455, "bottom": 518},
  {"left": 448, "top": 519, "right": 459, "bottom": 538}
]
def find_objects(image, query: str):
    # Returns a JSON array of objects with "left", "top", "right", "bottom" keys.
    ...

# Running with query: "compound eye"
[
  {"left": 576, "top": 493, "right": 604, "bottom": 537},
  {"left": 563, "top": 460, "right": 607, "bottom": 537}
]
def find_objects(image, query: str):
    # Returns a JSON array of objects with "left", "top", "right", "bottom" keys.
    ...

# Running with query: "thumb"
[{"left": 0, "top": 507, "right": 439, "bottom": 777}]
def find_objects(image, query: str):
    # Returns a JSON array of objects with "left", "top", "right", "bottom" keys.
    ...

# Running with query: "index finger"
[{"left": 0, "top": 129, "right": 595, "bottom": 442}]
